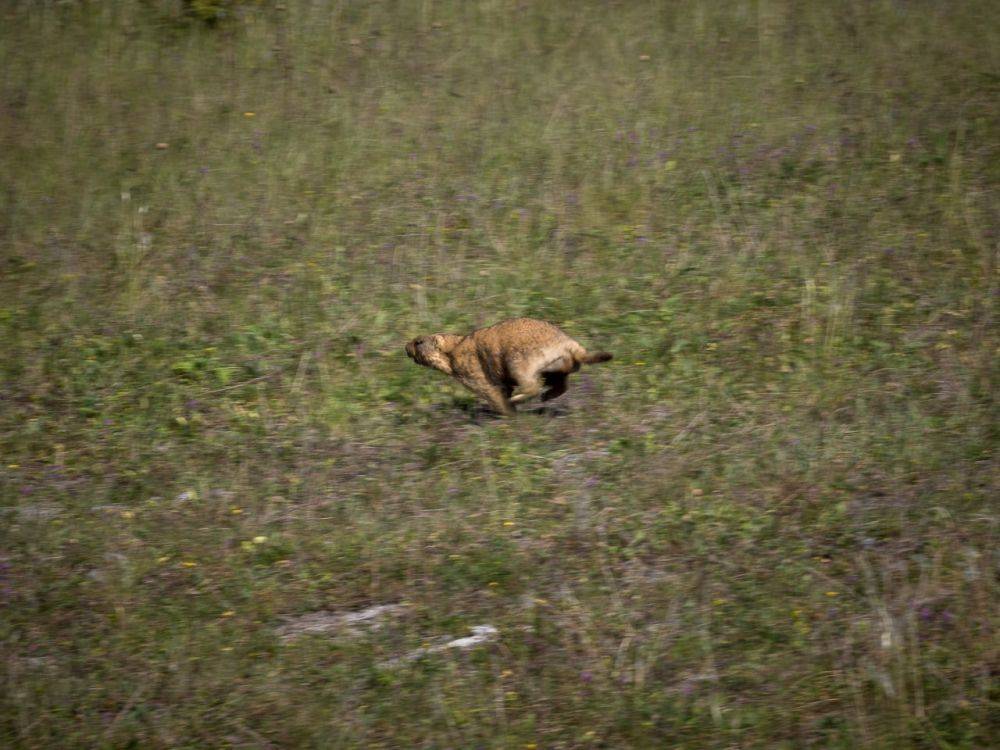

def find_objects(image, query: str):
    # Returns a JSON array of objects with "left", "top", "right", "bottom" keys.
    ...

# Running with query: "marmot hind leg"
[
  {"left": 510, "top": 378, "right": 544, "bottom": 404},
  {"left": 509, "top": 363, "right": 544, "bottom": 404},
  {"left": 541, "top": 371, "right": 568, "bottom": 402}
]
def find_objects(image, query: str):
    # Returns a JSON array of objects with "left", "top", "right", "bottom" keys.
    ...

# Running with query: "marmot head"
[{"left": 405, "top": 334, "right": 460, "bottom": 374}]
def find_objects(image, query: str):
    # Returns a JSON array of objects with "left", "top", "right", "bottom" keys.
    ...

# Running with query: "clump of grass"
[{"left": 1, "top": 1, "right": 997, "bottom": 747}]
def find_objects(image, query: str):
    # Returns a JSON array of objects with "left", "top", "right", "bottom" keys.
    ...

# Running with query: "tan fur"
[{"left": 405, "top": 318, "right": 613, "bottom": 416}]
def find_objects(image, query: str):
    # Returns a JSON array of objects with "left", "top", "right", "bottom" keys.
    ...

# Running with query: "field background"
[{"left": 1, "top": 1, "right": 997, "bottom": 747}]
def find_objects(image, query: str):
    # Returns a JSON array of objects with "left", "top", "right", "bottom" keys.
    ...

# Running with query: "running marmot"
[{"left": 405, "top": 318, "right": 613, "bottom": 416}]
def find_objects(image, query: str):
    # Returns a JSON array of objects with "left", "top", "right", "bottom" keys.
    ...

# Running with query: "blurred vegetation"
[
  {"left": 0, "top": 0, "right": 997, "bottom": 747},
  {"left": 181, "top": 0, "right": 273, "bottom": 25}
]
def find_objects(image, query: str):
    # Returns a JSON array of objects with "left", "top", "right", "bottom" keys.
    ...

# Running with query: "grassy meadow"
[{"left": 1, "top": 0, "right": 997, "bottom": 747}]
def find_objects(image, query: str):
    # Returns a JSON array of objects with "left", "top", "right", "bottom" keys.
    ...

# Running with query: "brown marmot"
[{"left": 405, "top": 317, "right": 612, "bottom": 416}]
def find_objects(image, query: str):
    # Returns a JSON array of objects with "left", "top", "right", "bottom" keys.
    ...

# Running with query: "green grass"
[{"left": 1, "top": 1, "right": 997, "bottom": 747}]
